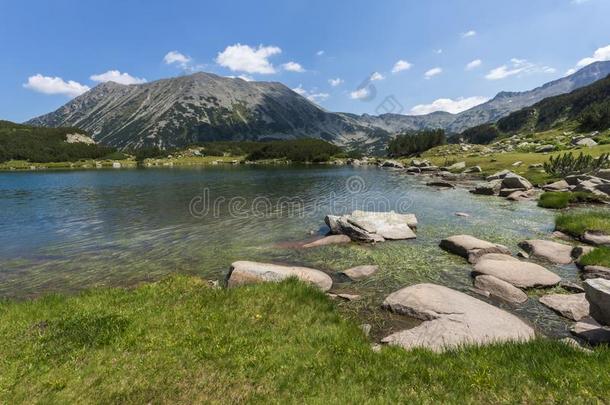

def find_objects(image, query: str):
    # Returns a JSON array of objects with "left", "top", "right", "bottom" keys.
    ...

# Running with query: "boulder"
[
  {"left": 470, "top": 180, "right": 502, "bottom": 195},
  {"left": 473, "top": 258, "right": 561, "bottom": 288},
  {"left": 420, "top": 166, "right": 439, "bottom": 172},
  {"left": 325, "top": 211, "right": 417, "bottom": 242},
  {"left": 341, "top": 265, "right": 379, "bottom": 281},
  {"left": 506, "top": 190, "right": 534, "bottom": 201},
  {"left": 486, "top": 169, "right": 512, "bottom": 181},
  {"left": 539, "top": 293, "right": 590, "bottom": 321},
  {"left": 576, "top": 138, "right": 598, "bottom": 147},
  {"left": 226, "top": 261, "right": 333, "bottom": 292},
  {"left": 584, "top": 278, "right": 610, "bottom": 325},
  {"left": 596, "top": 183, "right": 610, "bottom": 196},
  {"left": 543, "top": 180, "right": 569, "bottom": 192},
  {"left": 410, "top": 159, "right": 431, "bottom": 168},
  {"left": 560, "top": 280, "right": 585, "bottom": 293},
  {"left": 499, "top": 188, "right": 527, "bottom": 197},
  {"left": 535, "top": 145, "right": 556, "bottom": 153},
  {"left": 447, "top": 161, "right": 466, "bottom": 171},
  {"left": 582, "top": 265, "right": 610, "bottom": 280},
  {"left": 426, "top": 181, "right": 455, "bottom": 188},
  {"left": 406, "top": 166, "right": 421, "bottom": 173},
  {"left": 582, "top": 231, "right": 610, "bottom": 246},
  {"left": 381, "top": 284, "right": 534, "bottom": 352},
  {"left": 518, "top": 240, "right": 574, "bottom": 265},
  {"left": 463, "top": 165, "right": 482, "bottom": 173},
  {"left": 597, "top": 169, "right": 610, "bottom": 181},
  {"left": 439, "top": 235, "right": 511, "bottom": 264},
  {"left": 474, "top": 275, "right": 528, "bottom": 303},
  {"left": 570, "top": 316, "right": 610, "bottom": 345},
  {"left": 302, "top": 235, "right": 351, "bottom": 248},
  {"left": 381, "top": 160, "right": 404, "bottom": 168},
  {"left": 501, "top": 173, "right": 533, "bottom": 190}
]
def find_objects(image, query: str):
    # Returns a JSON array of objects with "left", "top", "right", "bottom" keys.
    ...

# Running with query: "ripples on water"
[{"left": 0, "top": 165, "right": 580, "bottom": 337}]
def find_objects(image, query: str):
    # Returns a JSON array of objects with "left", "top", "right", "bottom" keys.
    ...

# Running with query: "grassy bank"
[
  {"left": 538, "top": 191, "right": 607, "bottom": 209},
  {"left": 1, "top": 276, "right": 608, "bottom": 403},
  {"left": 579, "top": 246, "right": 610, "bottom": 268},
  {"left": 555, "top": 210, "right": 610, "bottom": 237}
]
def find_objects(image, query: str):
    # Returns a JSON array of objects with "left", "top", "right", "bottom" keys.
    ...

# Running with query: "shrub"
[{"left": 543, "top": 152, "right": 610, "bottom": 177}]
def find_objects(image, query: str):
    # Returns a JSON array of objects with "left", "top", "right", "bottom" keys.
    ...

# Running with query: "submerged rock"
[
  {"left": 539, "top": 293, "right": 590, "bottom": 321},
  {"left": 426, "top": 180, "right": 455, "bottom": 188},
  {"left": 341, "top": 265, "right": 379, "bottom": 281},
  {"left": 226, "top": 261, "right": 333, "bottom": 292},
  {"left": 439, "top": 235, "right": 511, "bottom": 263},
  {"left": 584, "top": 278, "right": 610, "bottom": 325},
  {"left": 518, "top": 240, "right": 574, "bottom": 265},
  {"left": 302, "top": 235, "right": 351, "bottom": 248},
  {"left": 381, "top": 283, "right": 534, "bottom": 352},
  {"left": 473, "top": 258, "right": 561, "bottom": 288},
  {"left": 474, "top": 275, "right": 528, "bottom": 303}
]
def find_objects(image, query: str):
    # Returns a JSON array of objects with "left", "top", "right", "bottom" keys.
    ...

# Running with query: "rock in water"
[
  {"left": 474, "top": 275, "right": 528, "bottom": 303},
  {"left": 302, "top": 235, "right": 351, "bottom": 248},
  {"left": 381, "top": 283, "right": 534, "bottom": 352},
  {"left": 439, "top": 235, "right": 511, "bottom": 263},
  {"left": 341, "top": 265, "right": 379, "bottom": 281},
  {"left": 571, "top": 316, "right": 610, "bottom": 344},
  {"left": 518, "top": 240, "right": 574, "bottom": 264},
  {"left": 539, "top": 293, "right": 590, "bottom": 321},
  {"left": 226, "top": 261, "right": 333, "bottom": 292},
  {"left": 582, "top": 265, "right": 610, "bottom": 280},
  {"left": 584, "top": 278, "right": 610, "bottom": 325},
  {"left": 473, "top": 258, "right": 561, "bottom": 288},
  {"left": 325, "top": 211, "right": 417, "bottom": 242}
]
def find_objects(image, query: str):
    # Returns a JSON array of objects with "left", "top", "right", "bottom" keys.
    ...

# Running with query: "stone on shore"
[
  {"left": 584, "top": 278, "right": 610, "bottom": 325},
  {"left": 570, "top": 316, "right": 610, "bottom": 345},
  {"left": 226, "top": 261, "right": 333, "bottom": 292},
  {"left": 543, "top": 180, "right": 570, "bottom": 192},
  {"left": 470, "top": 180, "right": 502, "bottom": 195},
  {"left": 501, "top": 173, "right": 533, "bottom": 190},
  {"left": 426, "top": 180, "right": 455, "bottom": 188},
  {"left": 439, "top": 235, "right": 511, "bottom": 264},
  {"left": 486, "top": 169, "right": 512, "bottom": 181},
  {"left": 539, "top": 293, "right": 590, "bottom": 321},
  {"left": 381, "top": 160, "right": 404, "bottom": 169},
  {"left": 474, "top": 275, "right": 528, "bottom": 303},
  {"left": 582, "top": 265, "right": 610, "bottom": 280},
  {"left": 381, "top": 283, "right": 534, "bottom": 352},
  {"left": 518, "top": 239, "right": 574, "bottom": 264},
  {"left": 447, "top": 161, "right": 466, "bottom": 171},
  {"left": 582, "top": 231, "right": 610, "bottom": 246},
  {"left": 302, "top": 234, "right": 351, "bottom": 248},
  {"left": 341, "top": 265, "right": 379, "bottom": 281},
  {"left": 473, "top": 258, "right": 561, "bottom": 288}
]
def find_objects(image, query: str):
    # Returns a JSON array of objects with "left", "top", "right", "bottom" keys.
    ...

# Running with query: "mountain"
[
  {"left": 26, "top": 73, "right": 386, "bottom": 150},
  {"left": 443, "top": 61, "right": 610, "bottom": 133},
  {"left": 27, "top": 61, "right": 610, "bottom": 151}
]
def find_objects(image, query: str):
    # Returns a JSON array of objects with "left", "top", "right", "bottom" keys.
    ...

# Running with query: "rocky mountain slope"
[{"left": 27, "top": 61, "right": 610, "bottom": 151}]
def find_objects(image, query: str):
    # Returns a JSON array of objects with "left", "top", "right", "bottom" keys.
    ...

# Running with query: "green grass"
[
  {"left": 538, "top": 191, "right": 607, "bottom": 209},
  {"left": 1, "top": 275, "right": 609, "bottom": 403},
  {"left": 579, "top": 246, "right": 610, "bottom": 268},
  {"left": 555, "top": 210, "right": 610, "bottom": 237}
]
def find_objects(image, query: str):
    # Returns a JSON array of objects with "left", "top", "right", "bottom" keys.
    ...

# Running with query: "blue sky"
[{"left": 1, "top": 0, "right": 610, "bottom": 122}]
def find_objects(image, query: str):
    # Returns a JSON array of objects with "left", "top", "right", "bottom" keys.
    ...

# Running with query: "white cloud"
[
  {"left": 485, "top": 58, "right": 555, "bottom": 80},
  {"left": 328, "top": 78, "right": 344, "bottom": 87},
  {"left": 23, "top": 74, "right": 90, "bottom": 97},
  {"left": 163, "top": 51, "right": 191, "bottom": 65},
  {"left": 216, "top": 43, "right": 281, "bottom": 74},
  {"left": 391, "top": 60, "right": 412, "bottom": 74},
  {"left": 90, "top": 70, "right": 146, "bottom": 85},
  {"left": 350, "top": 87, "right": 370, "bottom": 100},
  {"left": 226, "top": 74, "right": 254, "bottom": 81},
  {"left": 291, "top": 85, "right": 328, "bottom": 104},
  {"left": 424, "top": 67, "right": 442, "bottom": 79},
  {"left": 316, "top": 50, "right": 325, "bottom": 56},
  {"left": 465, "top": 59, "right": 482, "bottom": 70},
  {"left": 565, "top": 68, "right": 577, "bottom": 76},
  {"left": 434, "top": 49, "right": 443, "bottom": 54},
  {"left": 575, "top": 44, "right": 610, "bottom": 68},
  {"left": 572, "top": 0, "right": 590, "bottom": 4},
  {"left": 281, "top": 61, "right": 305, "bottom": 72},
  {"left": 409, "top": 96, "right": 490, "bottom": 115},
  {"left": 461, "top": 30, "right": 477, "bottom": 38},
  {"left": 370, "top": 71, "right": 385, "bottom": 81}
]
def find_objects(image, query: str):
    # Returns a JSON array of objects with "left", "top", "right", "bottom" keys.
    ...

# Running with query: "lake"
[{"left": 0, "top": 165, "right": 577, "bottom": 337}]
